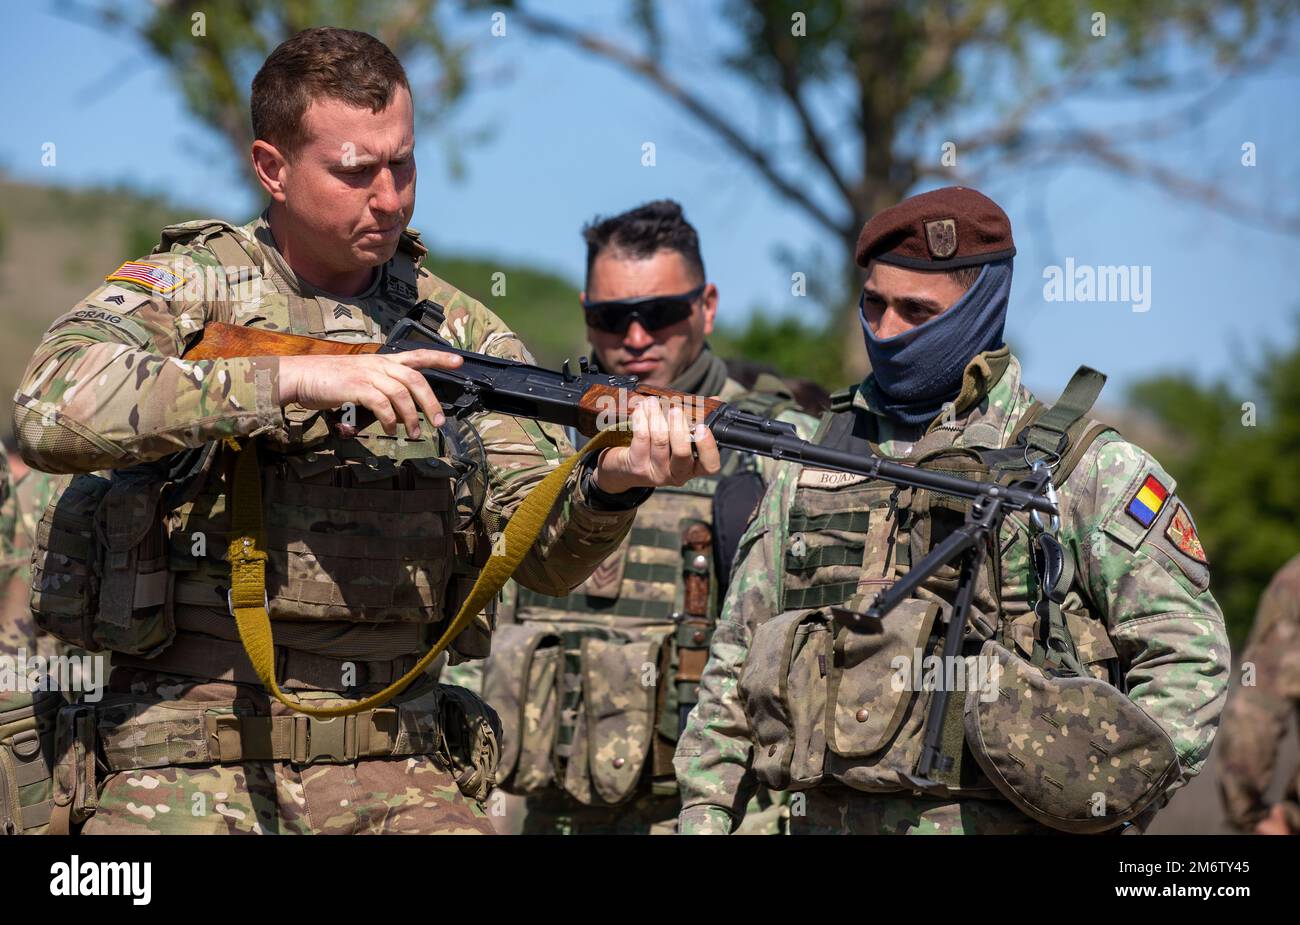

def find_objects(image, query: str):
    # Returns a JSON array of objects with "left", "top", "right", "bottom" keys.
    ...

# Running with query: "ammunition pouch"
[
  {"left": 0, "top": 692, "right": 63, "bottom": 835},
  {"left": 485, "top": 623, "right": 666, "bottom": 806},
  {"left": 740, "top": 598, "right": 952, "bottom": 794},
  {"left": 964, "top": 640, "right": 1180, "bottom": 833},
  {"left": 482, "top": 623, "right": 561, "bottom": 794}
]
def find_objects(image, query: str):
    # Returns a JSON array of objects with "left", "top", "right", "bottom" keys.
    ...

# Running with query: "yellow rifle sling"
[{"left": 224, "top": 428, "right": 632, "bottom": 718}]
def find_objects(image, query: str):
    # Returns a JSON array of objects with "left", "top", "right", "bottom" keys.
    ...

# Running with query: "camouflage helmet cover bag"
[{"left": 964, "top": 640, "right": 1180, "bottom": 833}]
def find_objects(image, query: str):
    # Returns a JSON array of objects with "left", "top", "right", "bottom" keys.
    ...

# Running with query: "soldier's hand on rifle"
[
  {"left": 592, "top": 397, "right": 721, "bottom": 493},
  {"left": 279, "top": 350, "right": 462, "bottom": 439}
]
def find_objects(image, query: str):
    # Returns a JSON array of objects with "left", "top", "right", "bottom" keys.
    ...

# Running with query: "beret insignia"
[{"left": 924, "top": 218, "right": 958, "bottom": 259}]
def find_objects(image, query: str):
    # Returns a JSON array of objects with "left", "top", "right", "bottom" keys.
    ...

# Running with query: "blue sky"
[{"left": 3, "top": 1, "right": 1298, "bottom": 404}]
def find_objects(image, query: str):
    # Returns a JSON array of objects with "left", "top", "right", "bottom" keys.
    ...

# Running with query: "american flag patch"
[{"left": 105, "top": 261, "right": 184, "bottom": 295}]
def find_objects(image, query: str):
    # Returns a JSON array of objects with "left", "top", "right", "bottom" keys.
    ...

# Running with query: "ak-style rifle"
[{"left": 186, "top": 302, "right": 1060, "bottom": 780}]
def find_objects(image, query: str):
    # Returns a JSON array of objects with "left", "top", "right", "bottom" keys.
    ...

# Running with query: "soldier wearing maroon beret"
[{"left": 675, "top": 186, "right": 1230, "bottom": 835}]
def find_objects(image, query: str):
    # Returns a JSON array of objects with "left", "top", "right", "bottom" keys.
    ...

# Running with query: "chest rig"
[
  {"left": 742, "top": 368, "right": 1120, "bottom": 799},
  {"left": 488, "top": 385, "right": 797, "bottom": 805},
  {"left": 31, "top": 220, "right": 491, "bottom": 671}
]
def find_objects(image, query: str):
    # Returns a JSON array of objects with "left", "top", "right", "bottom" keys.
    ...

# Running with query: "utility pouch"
[
  {"left": 436, "top": 684, "right": 503, "bottom": 803},
  {"left": 580, "top": 634, "right": 660, "bottom": 805},
  {"left": 51, "top": 704, "right": 99, "bottom": 834},
  {"left": 739, "top": 610, "right": 832, "bottom": 791},
  {"left": 31, "top": 474, "right": 111, "bottom": 650},
  {"left": 93, "top": 475, "right": 173, "bottom": 655},
  {"left": 482, "top": 623, "right": 561, "bottom": 794},
  {"left": 824, "top": 599, "right": 940, "bottom": 759}
]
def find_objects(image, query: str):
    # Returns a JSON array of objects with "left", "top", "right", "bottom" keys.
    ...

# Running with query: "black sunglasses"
[{"left": 582, "top": 284, "right": 705, "bottom": 334}]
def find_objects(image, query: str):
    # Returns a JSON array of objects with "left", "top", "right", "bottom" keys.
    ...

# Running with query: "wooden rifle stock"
[
  {"left": 184, "top": 321, "right": 725, "bottom": 432},
  {"left": 183, "top": 322, "right": 383, "bottom": 360}
]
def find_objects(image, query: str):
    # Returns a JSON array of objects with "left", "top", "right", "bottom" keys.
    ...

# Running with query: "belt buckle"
[
  {"left": 293, "top": 714, "right": 355, "bottom": 765},
  {"left": 227, "top": 589, "right": 270, "bottom": 616}
]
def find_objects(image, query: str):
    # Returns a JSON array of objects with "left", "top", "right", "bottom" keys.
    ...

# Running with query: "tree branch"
[{"left": 512, "top": 4, "right": 856, "bottom": 241}]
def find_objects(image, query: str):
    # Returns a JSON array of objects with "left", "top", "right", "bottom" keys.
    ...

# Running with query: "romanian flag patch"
[
  {"left": 1125, "top": 473, "right": 1168, "bottom": 528},
  {"left": 105, "top": 261, "right": 184, "bottom": 295}
]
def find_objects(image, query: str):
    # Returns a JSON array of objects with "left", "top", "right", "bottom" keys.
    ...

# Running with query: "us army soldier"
[
  {"left": 13, "top": 27, "right": 718, "bottom": 835},
  {"left": 461, "top": 201, "right": 816, "bottom": 833},
  {"left": 675, "top": 187, "right": 1230, "bottom": 835}
]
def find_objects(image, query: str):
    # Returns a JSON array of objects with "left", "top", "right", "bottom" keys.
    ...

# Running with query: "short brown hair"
[
  {"left": 251, "top": 27, "right": 410, "bottom": 157},
  {"left": 946, "top": 265, "right": 983, "bottom": 290}
]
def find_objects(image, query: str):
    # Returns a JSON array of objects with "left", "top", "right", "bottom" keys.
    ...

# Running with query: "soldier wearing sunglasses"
[{"left": 465, "top": 200, "right": 817, "bottom": 833}]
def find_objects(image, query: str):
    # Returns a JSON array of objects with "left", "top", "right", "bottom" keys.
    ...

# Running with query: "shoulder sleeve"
[
  {"left": 675, "top": 459, "right": 798, "bottom": 830},
  {"left": 14, "top": 244, "right": 281, "bottom": 473},
  {"left": 1060, "top": 433, "right": 1231, "bottom": 785}
]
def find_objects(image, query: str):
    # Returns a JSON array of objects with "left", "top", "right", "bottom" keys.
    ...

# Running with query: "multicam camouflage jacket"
[
  {"left": 1217, "top": 553, "right": 1300, "bottom": 831},
  {"left": 674, "top": 352, "right": 1231, "bottom": 834},
  {"left": 11, "top": 213, "right": 640, "bottom": 666}
]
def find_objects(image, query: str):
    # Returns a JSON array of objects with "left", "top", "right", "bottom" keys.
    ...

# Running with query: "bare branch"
[{"left": 512, "top": 4, "right": 855, "bottom": 241}]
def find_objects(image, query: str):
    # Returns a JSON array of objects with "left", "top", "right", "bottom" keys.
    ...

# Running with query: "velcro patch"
[
  {"left": 797, "top": 468, "right": 869, "bottom": 489},
  {"left": 87, "top": 283, "right": 148, "bottom": 312},
  {"left": 1125, "top": 473, "right": 1168, "bottom": 528},
  {"left": 1165, "top": 504, "right": 1207, "bottom": 564},
  {"left": 106, "top": 260, "right": 184, "bottom": 294}
]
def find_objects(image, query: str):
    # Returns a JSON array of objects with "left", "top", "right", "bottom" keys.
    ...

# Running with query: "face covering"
[{"left": 860, "top": 258, "right": 1013, "bottom": 426}]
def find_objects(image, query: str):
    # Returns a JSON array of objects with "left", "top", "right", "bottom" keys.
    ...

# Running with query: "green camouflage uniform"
[
  {"left": 12, "top": 213, "right": 641, "bottom": 834},
  {"left": 675, "top": 352, "right": 1230, "bottom": 834},
  {"left": 1217, "top": 553, "right": 1300, "bottom": 832},
  {"left": 455, "top": 353, "right": 816, "bottom": 834},
  {"left": 1, "top": 451, "right": 73, "bottom": 833}
]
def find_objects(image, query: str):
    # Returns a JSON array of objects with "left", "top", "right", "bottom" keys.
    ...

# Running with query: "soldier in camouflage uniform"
[
  {"left": 675, "top": 188, "right": 1230, "bottom": 834},
  {"left": 1218, "top": 553, "right": 1300, "bottom": 835},
  {"left": 458, "top": 200, "right": 817, "bottom": 834},
  {"left": 1, "top": 444, "right": 75, "bottom": 834},
  {"left": 11, "top": 28, "right": 719, "bottom": 835}
]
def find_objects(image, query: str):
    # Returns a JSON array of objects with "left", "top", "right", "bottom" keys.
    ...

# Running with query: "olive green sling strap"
[{"left": 225, "top": 428, "right": 632, "bottom": 718}]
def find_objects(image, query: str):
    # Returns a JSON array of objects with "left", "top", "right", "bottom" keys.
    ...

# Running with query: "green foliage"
[
  {"left": 1129, "top": 320, "right": 1300, "bottom": 646},
  {"left": 423, "top": 255, "right": 588, "bottom": 368},
  {"left": 712, "top": 310, "right": 846, "bottom": 391}
]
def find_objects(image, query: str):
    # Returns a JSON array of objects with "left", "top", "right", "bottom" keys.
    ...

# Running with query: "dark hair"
[
  {"left": 582, "top": 200, "right": 705, "bottom": 287},
  {"left": 251, "top": 27, "right": 410, "bottom": 157}
]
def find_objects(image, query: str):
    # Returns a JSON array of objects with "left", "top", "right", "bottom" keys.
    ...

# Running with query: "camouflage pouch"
[
  {"left": 580, "top": 634, "right": 660, "bottom": 804},
  {"left": 31, "top": 474, "right": 111, "bottom": 650},
  {"left": 436, "top": 684, "right": 503, "bottom": 803},
  {"left": 0, "top": 691, "right": 63, "bottom": 835},
  {"left": 824, "top": 599, "right": 939, "bottom": 761},
  {"left": 481, "top": 623, "right": 561, "bottom": 794},
  {"left": 738, "top": 610, "right": 832, "bottom": 791},
  {"left": 92, "top": 475, "right": 173, "bottom": 655},
  {"left": 964, "top": 640, "right": 1180, "bottom": 833},
  {"left": 50, "top": 703, "right": 99, "bottom": 832}
]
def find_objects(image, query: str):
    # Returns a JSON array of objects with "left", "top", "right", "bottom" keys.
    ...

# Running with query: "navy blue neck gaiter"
[{"left": 860, "top": 258, "right": 1012, "bottom": 426}]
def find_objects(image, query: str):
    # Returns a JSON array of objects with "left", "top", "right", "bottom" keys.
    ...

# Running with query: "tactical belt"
[
  {"left": 112, "top": 633, "right": 420, "bottom": 691},
  {"left": 98, "top": 707, "right": 437, "bottom": 771}
]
